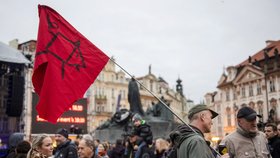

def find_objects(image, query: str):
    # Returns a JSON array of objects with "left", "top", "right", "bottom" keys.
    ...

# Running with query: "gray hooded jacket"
[{"left": 172, "top": 124, "right": 215, "bottom": 158}]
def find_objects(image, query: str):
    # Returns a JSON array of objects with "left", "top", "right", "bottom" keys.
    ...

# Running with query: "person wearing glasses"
[{"left": 54, "top": 128, "right": 78, "bottom": 158}]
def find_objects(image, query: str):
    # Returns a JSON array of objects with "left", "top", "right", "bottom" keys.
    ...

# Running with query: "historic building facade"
[
  {"left": 136, "top": 69, "right": 189, "bottom": 122},
  {"left": 205, "top": 40, "right": 280, "bottom": 140},
  {"left": 88, "top": 62, "right": 189, "bottom": 132},
  {"left": 87, "top": 57, "right": 129, "bottom": 132}
]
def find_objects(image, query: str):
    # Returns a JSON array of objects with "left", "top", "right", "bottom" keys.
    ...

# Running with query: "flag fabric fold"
[{"left": 32, "top": 5, "right": 109, "bottom": 123}]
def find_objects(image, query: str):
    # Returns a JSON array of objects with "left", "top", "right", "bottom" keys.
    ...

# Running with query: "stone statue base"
[{"left": 94, "top": 120, "right": 179, "bottom": 143}]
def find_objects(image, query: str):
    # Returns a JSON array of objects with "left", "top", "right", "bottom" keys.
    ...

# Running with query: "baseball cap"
[
  {"left": 188, "top": 104, "right": 219, "bottom": 119},
  {"left": 237, "top": 106, "right": 261, "bottom": 121}
]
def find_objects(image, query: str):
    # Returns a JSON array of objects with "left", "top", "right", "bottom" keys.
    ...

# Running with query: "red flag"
[{"left": 32, "top": 5, "right": 109, "bottom": 123}]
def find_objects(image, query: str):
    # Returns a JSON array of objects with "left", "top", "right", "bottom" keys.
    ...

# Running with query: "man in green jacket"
[{"left": 172, "top": 104, "right": 225, "bottom": 158}]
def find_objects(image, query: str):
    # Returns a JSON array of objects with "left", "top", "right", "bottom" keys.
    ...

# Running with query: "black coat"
[
  {"left": 138, "top": 144, "right": 155, "bottom": 158},
  {"left": 54, "top": 140, "right": 78, "bottom": 158},
  {"left": 268, "top": 135, "right": 280, "bottom": 158},
  {"left": 133, "top": 122, "right": 153, "bottom": 145},
  {"left": 109, "top": 145, "right": 125, "bottom": 158}
]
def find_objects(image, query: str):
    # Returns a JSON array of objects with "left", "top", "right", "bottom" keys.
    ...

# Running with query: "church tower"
[{"left": 176, "top": 78, "right": 183, "bottom": 96}]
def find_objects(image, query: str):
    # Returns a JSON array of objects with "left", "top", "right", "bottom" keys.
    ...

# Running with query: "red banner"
[{"left": 32, "top": 5, "right": 109, "bottom": 123}]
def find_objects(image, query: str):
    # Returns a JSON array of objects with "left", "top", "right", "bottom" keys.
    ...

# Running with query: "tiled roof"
[
  {"left": 0, "top": 41, "right": 30, "bottom": 64},
  {"left": 218, "top": 40, "right": 280, "bottom": 88},
  {"left": 238, "top": 40, "right": 280, "bottom": 66}
]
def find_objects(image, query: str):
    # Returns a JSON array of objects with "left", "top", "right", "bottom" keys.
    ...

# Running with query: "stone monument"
[{"left": 94, "top": 77, "right": 179, "bottom": 143}]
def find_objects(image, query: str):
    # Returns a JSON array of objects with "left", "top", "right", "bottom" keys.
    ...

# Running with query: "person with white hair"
[{"left": 78, "top": 135, "right": 95, "bottom": 158}]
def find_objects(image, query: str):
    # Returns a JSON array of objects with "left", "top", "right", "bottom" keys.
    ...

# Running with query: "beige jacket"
[{"left": 221, "top": 126, "right": 270, "bottom": 158}]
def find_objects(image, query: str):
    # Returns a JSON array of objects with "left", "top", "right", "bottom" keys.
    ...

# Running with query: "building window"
[
  {"left": 101, "top": 88, "right": 105, "bottom": 95},
  {"left": 233, "top": 104, "right": 239, "bottom": 126},
  {"left": 241, "top": 87, "right": 246, "bottom": 98},
  {"left": 122, "top": 90, "right": 126, "bottom": 99},
  {"left": 257, "top": 83, "right": 262, "bottom": 95},
  {"left": 218, "top": 116, "right": 222, "bottom": 124},
  {"left": 226, "top": 91, "right": 230, "bottom": 101},
  {"left": 249, "top": 85, "right": 254, "bottom": 97},
  {"left": 269, "top": 79, "right": 276, "bottom": 92},
  {"left": 111, "top": 75, "right": 114, "bottom": 82},
  {"left": 96, "top": 88, "right": 100, "bottom": 95},
  {"left": 241, "top": 103, "right": 247, "bottom": 108},
  {"left": 226, "top": 107, "right": 231, "bottom": 126},
  {"left": 150, "top": 80, "right": 153, "bottom": 92},
  {"left": 97, "top": 106, "right": 100, "bottom": 112},
  {"left": 249, "top": 102, "right": 255, "bottom": 109},
  {"left": 112, "top": 89, "right": 115, "bottom": 98},
  {"left": 233, "top": 90, "right": 237, "bottom": 100},
  {"left": 257, "top": 101, "right": 263, "bottom": 117}
]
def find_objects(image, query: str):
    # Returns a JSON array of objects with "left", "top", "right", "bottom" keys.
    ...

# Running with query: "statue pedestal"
[{"left": 94, "top": 120, "right": 178, "bottom": 143}]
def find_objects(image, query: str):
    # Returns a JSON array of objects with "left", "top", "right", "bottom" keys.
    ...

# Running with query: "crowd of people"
[{"left": 3, "top": 104, "right": 280, "bottom": 158}]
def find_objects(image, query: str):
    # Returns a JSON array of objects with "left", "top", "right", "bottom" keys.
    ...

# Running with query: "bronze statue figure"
[{"left": 128, "top": 77, "right": 145, "bottom": 115}]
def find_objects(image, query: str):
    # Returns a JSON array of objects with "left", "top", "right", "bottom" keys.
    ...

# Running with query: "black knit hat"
[{"left": 56, "top": 128, "right": 68, "bottom": 139}]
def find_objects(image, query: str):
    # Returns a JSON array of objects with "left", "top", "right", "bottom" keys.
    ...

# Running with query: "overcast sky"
[{"left": 1, "top": 0, "right": 280, "bottom": 103}]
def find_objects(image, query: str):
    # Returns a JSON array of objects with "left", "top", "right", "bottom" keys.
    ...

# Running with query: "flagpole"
[
  {"left": 109, "top": 58, "right": 222, "bottom": 157},
  {"left": 109, "top": 58, "right": 193, "bottom": 130}
]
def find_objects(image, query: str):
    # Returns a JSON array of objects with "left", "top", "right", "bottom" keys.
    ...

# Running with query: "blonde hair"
[
  {"left": 155, "top": 138, "right": 169, "bottom": 154},
  {"left": 26, "top": 134, "right": 50, "bottom": 158}
]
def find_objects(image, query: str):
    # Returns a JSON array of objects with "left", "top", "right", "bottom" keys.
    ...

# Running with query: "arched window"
[
  {"left": 241, "top": 103, "right": 247, "bottom": 108},
  {"left": 249, "top": 102, "right": 255, "bottom": 109}
]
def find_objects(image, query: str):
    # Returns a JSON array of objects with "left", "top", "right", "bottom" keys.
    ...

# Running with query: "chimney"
[{"left": 265, "top": 40, "right": 276, "bottom": 46}]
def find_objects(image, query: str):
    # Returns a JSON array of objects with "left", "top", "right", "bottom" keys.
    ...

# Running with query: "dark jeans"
[{"left": 134, "top": 142, "right": 146, "bottom": 158}]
